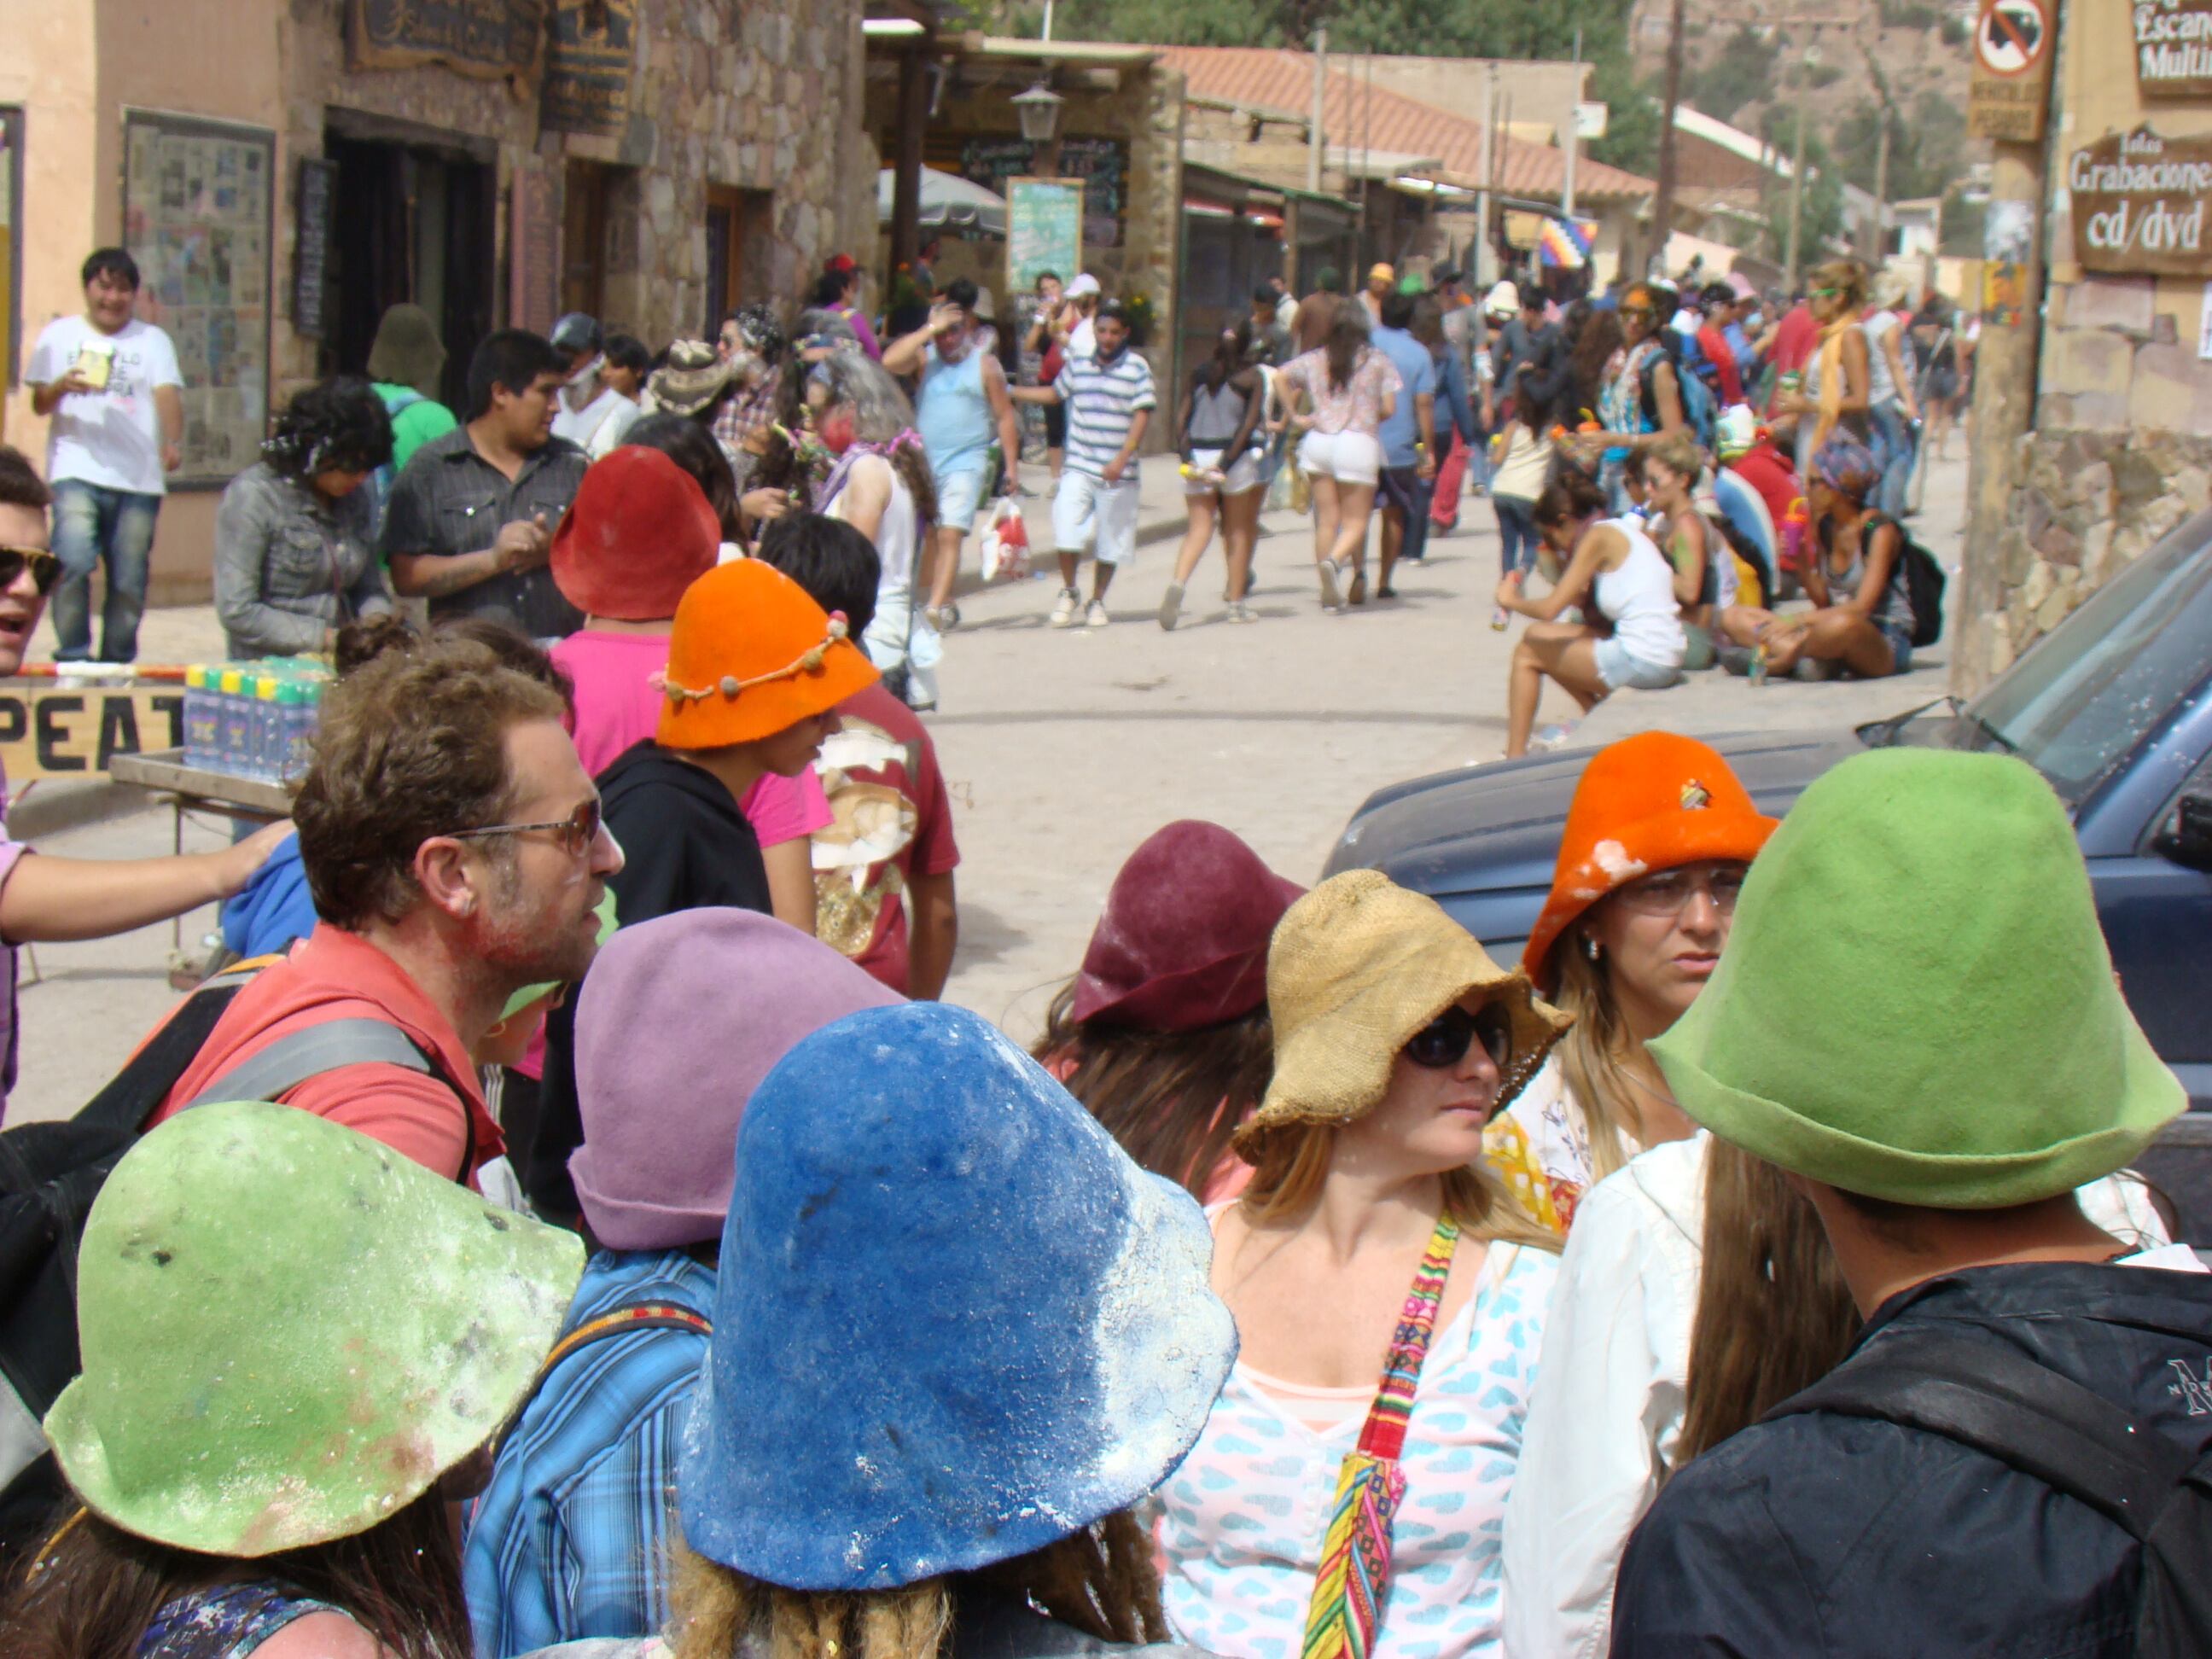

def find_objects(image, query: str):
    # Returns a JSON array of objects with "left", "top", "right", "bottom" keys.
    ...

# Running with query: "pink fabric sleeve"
[{"left": 739, "top": 767, "right": 833, "bottom": 847}]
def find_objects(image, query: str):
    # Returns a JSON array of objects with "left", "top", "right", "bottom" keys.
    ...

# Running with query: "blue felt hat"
[{"left": 678, "top": 1003, "right": 1237, "bottom": 1591}]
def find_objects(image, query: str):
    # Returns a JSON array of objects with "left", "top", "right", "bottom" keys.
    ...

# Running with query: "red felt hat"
[
  {"left": 1522, "top": 732, "right": 1780, "bottom": 994},
  {"left": 824, "top": 253, "right": 858, "bottom": 276},
  {"left": 550, "top": 446, "right": 723, "bottom": 622},
  {"left": 1071, "top": 822, "right": 1306, "bottom": 1032}
]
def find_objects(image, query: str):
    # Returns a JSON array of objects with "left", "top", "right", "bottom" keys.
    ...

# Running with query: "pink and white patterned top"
[
  {"left": 1278, "top": 347, "right": 1402, "bottom": 438},
  {"left": 1156, "top": 1231, "right": 1557, "bottom": 1659}
]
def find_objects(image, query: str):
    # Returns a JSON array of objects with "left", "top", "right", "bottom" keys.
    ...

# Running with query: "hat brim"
[
  {"left": 656, "top": 639, "right": 881, "bottom": 748},
  {"left": 1234, "top": 957, "right": 1569, "bottom": 1159},
  {"left": 1651, "top": 1010, "right": 2185, "bottom": 1208},
  {"left": 1524, "top": 806, "right": 1778, "bottom": 993}
]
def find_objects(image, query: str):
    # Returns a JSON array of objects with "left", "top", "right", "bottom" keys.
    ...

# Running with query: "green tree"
[
  {"left": 1588, "top": 57, "right": 1661, "bottom": 175},
  {"left": 1686, "top": 25, "right": 1774, "bottom": 124}
]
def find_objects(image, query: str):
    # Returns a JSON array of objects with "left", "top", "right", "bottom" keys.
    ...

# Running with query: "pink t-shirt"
[
  {"left": 1279, "top": 346, "right": 1402, "bottom": 437},
  {"left": 549, "top": 629, "right": 830, "bottom": 846}
]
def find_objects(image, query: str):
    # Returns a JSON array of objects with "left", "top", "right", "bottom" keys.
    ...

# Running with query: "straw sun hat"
[{"left": 1234, "top": 870, "right": 1569, "bottom": 1156}]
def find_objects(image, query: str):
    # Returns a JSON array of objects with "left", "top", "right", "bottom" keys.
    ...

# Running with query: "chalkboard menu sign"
[
  {"left": 294, "top": 157, "right": 336, "bottom": 341},
  {"left": 961, "top": 136, "right": 1126, "bottom": 247},
  {"left": 1006, "top": 178, "right": 1082, "bottom": 298}
]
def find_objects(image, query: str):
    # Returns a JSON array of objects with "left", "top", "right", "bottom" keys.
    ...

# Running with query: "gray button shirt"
[
  {"left": 376, "top": 427, "right": 587, "bottom": 638},
  {"left": 212, "top": 462, "right": 394, "bottom": 660}
]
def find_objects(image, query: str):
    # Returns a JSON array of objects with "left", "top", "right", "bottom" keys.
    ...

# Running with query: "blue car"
[{"left": 1328, "top": 509, "right": 2212, "bottom": 1230}]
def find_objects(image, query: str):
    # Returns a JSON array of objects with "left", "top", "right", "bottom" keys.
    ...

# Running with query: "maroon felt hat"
[
  {"left": 1070, "top": 821, "right": 1306, "bottom": 1032},
  {"left": 550, "top": 445, "right": 722, "bottom": 622}
]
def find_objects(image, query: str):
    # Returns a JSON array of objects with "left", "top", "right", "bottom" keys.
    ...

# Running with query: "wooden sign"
[
  {"left": 508, "top": 166, "right": 559, "bottom": 334},
  {"left": 2136, "top": 0, "right": 2212, "bottom": 97},
  {"left": 0, "top": 684, "right": 183, "bottom": 781},
  {"left": 350, "top": 0, "right": 544, "bottom": 81},
  {"left": 1005, "top": 178, "right": 1082, "bottom": 300},
  {"left": 2069, "top": 126, "right": 2212, "bottom": 276},
  {"left": 543, "top": 0, "right": 637, "bottom": 135},
  {"left": 1969, "top": 0, "right": 2054, "bottom": 143},
  {"left": 293, "top": 157, "right": 336, "bottom": 341}
]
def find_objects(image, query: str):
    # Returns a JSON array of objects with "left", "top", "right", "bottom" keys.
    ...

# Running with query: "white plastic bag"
[{"left": 978, "top": 496, "right": 1032, "bottom": 584}]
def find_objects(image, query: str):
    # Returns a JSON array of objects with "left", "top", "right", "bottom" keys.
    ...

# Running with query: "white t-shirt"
[
  {"left": 552, "top": 384, "right": 642, "bottom": 458},
  {"left": 1068, "top": 314, "right": 1097, "bottom": 360},
  {"left": 26, "top": 315, "right": 183, "bottom": 496}
]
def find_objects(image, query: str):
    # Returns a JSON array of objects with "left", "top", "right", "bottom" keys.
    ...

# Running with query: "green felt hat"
[
  {"left": 46, "top": 1103, "right": 582, "bottom": 1556},
  {"left": 1649, "top": 748, "right": 2183, "bottom": 1208}
]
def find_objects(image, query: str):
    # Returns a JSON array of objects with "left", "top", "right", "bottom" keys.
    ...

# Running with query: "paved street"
[{"left": 6, "top": 452, "right": 1967, "bottom": 1122}]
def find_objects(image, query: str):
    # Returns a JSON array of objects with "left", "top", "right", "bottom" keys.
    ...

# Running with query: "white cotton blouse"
[{"left": 1497, "top": 1132, "right": 2173, "bottom": 1659}]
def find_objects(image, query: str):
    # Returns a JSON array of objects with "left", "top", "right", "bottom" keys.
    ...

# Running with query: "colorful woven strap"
[
  {"left": 1301, "top": 1213, "right": 1463, "bottom": 1659},
  {"left": 544, "top": 1303, "right": 712, "bottom": 1370}
]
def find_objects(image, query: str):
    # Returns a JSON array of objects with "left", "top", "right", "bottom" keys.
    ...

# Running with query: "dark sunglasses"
[
  {"left": 1404, "top": 1003, "right": 1514, "bottom": 1071},
  {"left": 0, "top": 546, "right": 61, "bottom": 597},
  {"left": 449, "top": 799, "right": 603, "bottom": 859}
]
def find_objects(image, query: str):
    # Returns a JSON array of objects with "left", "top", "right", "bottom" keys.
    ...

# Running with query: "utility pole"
[
  {"left": 1784, "top": 44, "right": 1820, "bottom": 288},
  {"left": 1650, "top": 0, "right": 1687, "bottom": 280},
  {"left": 1309, "top": 26, "right": 1326, "bottom": 195},
  {"left": 1476, "top": 63, "right": 1495, "bottom": 288},
  {"left": 1867, "top": 114, "right": 1892, "bottom": 265},
  {"left": 1562, "top": 26, "right": 1581, "bottom": 220}
]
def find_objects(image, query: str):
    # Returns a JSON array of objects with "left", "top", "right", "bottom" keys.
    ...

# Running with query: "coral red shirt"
[
  {"left": 1696, "top": 324, "right": 1743, "bottom": 405},
  {"left": 148, "top": 923, "right": 498, "bottom": 1184}
]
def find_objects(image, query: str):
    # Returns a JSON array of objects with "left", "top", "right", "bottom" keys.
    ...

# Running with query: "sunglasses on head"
[
  {"left": 448, "top": 798, "right": 603, "bottom": 859},
  {"left": 0, "top": 546, "right": 61, "bottom": 597},
  {"left": 1620, "top": 305, "right": 1655, "bottom": 319},
  {"left": 1403, "top": 1002, "right": 1514, "bottom": 1071}
]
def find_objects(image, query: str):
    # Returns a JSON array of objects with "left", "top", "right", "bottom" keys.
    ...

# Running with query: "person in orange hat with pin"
[{"left": 1482, "top": 731, "right": 1779, "bottom": 1236}]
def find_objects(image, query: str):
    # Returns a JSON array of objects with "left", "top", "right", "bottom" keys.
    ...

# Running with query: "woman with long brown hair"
[
  {"left": 4, "top": 1102, "right": 580, "bottom": 1659},
  {"left": 1565, "top": 282, "right": 1685, "bottom": 515},
  {"left": 1157, "top": 870, "right": 1569, "bottom": 1659},
  {"left": 1775, "top": 257, "right": 1872, "bottom": 479},
  {"left": 1034, "top": 820, "right": 1301, "bottom": 1200},
  {"left": 1494, "top": 736, "right": 2168, "bottom": 1659},
  {"left": 1161, "top": 321, "right": 1266, "bottom": 630},
  {"left": 1277, "top": 307, "right": 1400, "bottom": 612}
]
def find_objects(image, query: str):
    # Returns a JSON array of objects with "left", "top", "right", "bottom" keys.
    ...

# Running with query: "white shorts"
[
  {"left": 1297, "top": 428, "right": 1382, "bottom": 486},
  {"left": 933, "top": 464, "right": 991, "bottom": 533},
  {"left": 1052, "top": 469, "right": 1144, "bottom": 566},
  {"left": 1183, "top": 447, "right": 1265, "bottom": 497}
]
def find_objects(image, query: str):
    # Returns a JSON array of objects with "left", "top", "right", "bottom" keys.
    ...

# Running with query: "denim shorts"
[
  {"left": 934, "top": 465, "right": 990, "bottom": 532},
  {"left": 1593, "top": 637, "right": 1683, "bottom": 691},
  {"left": 1877, "top": 621, "right": 1914, "bottom": 674}
]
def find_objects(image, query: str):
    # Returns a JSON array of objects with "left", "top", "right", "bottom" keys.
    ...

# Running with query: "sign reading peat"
[
  {"left": 2069, "top": 126, "right": 2212, "bottom": 276},
  {"left": 0, "top": 684, "right": 183, "bottom": 781},
  {"left": 2136, "top": 0, "right": 2212, "bottom": 96}
]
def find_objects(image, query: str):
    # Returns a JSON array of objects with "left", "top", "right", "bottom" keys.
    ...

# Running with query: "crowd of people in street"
[{"left": 10, "top": 233, "right": 2197, "bottom": 1659}]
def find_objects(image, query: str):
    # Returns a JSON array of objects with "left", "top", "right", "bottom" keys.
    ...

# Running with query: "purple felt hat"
[
  {"left": 569, "top": 908, "right": 901, "bottom": 1250},
  {"left": 1070, "top": 821, "right": 1306, "bottom": 1033}
]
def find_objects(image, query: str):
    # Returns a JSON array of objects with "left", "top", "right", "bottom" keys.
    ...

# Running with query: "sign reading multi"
[
  {"left": 2069, "top": 126, "right": 2212, "bottom": 275},
  {"left": 2136, "top": 0, "right": 2212, "bottom": 96}
]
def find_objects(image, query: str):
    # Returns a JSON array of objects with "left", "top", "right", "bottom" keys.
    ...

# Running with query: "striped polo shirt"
[{"left": 1054, "top": 348, "right": 1157, "bottom": 480}]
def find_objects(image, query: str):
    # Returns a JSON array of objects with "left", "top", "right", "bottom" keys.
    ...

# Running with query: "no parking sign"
[{"left": 1970, "top": 0, "right": 2054, "bottom": 141}]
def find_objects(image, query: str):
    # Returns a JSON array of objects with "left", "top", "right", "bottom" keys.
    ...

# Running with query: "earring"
[{"left": 1582, "top": 935, "right": 1601, "bottom": 962}]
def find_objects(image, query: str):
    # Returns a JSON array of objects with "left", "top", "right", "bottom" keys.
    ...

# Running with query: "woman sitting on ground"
[
  {"left": 4, "top": 1101, "right": 579, "bottom": 1659},
  {"left": 1157, "top": 870, "right": 1569, "bottom": 1659},
  {"left": 1496, "top": 468, "right": 1686, "bottom": 759},
  {"left": 1726, "top": 438, "right": 1915, "bottom": 679},
  {"left": 1639, "top": 434, "right": 1762, "bottom": 666},
  {"left": 1034, "top": 820, "right": 1301, "bottom": 1201},
  {"left": 1278, "top": 307, "right": 1400, "bottom": 612},
  {"left": 212, "top": 375, "right": 396, "bottom": 661}
]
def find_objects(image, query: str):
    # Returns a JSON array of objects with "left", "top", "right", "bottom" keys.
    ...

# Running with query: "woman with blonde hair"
[
  {"left": 1157, "top": 870, "right": 1569, "bottom": 1659},
  {"left": 509, "top": 1001, "right": 1237, "bottom": 1659},
  {"left": 1775, "top": 258, "right": 1872, "bottom": 479}
]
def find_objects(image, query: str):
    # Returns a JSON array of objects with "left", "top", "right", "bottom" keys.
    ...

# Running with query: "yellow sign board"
[{"left": 0, "top": 683, "right": 185, "bottom": 782}]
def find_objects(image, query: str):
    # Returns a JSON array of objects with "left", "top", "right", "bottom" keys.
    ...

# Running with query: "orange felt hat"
[
  {"left": 655, "top": 561, "right": 879, "bottom": 748},
  {"left": 1522, "top": 732, "right": 1780, "bottom": 993}
]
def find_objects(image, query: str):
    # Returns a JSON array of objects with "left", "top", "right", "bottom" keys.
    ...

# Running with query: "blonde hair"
[
  {"left": 1808, "top": 258, "right": 1868, "bottom": 314},
  {"left": 1240, "top": 1120, "right": 1559, "bottom": 1251},
  {"left": 1546, "top": 928, "right": 1648, "bottom": 1185},
  {"left": 667, "top": 1511, "right": 1167, "bottom": 1659},
  {"left": 1644, "top": 432, "right": 1703, "bottom": 487}
]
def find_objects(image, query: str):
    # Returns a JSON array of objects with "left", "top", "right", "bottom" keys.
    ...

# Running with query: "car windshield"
[{"left": 1962, "top": 510, "right": 2212, "bottom": 802}]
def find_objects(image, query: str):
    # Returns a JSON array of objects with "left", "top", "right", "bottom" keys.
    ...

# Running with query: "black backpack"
[
  {"left": 1866, "top": 511, "right": 1947, "bottom": 648},
  {"left": 0, "top": 968, "right": 456, "bottom": 1560},
  {"left": 1768, "top": 1328, "right": 2212, "bottom": 1656}
]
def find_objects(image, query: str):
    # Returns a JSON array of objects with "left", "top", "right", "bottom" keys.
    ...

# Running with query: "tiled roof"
[{"left": 1157, "top": 46, "right": 1655, "bottom": 203}]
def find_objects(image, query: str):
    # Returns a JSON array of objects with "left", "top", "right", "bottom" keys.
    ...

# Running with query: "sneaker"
[
  {"left": 924, "top": 603, "right": 960, "bottom": 632},
  {"left": 1158, "top": 580, "right": 1185, "bottom": 632},
  {"left": 1227, "top": 601, "right": 1256, "bottom": 624},
  {"left": 1049, "top": 587, "right": 1081, "bottom": 628},
  {"left": 1085, "top": 598, "right": 1111, "bottom": 629},
  {"left": 1316, "top": 558, "right": 1343, "bottom": 612},
  {"left": 1348, "top": 569, "right": 1369, "bottom": 607},
  {"left": 1529, "top": 719, "right": 1582, "bottom": 754}
]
